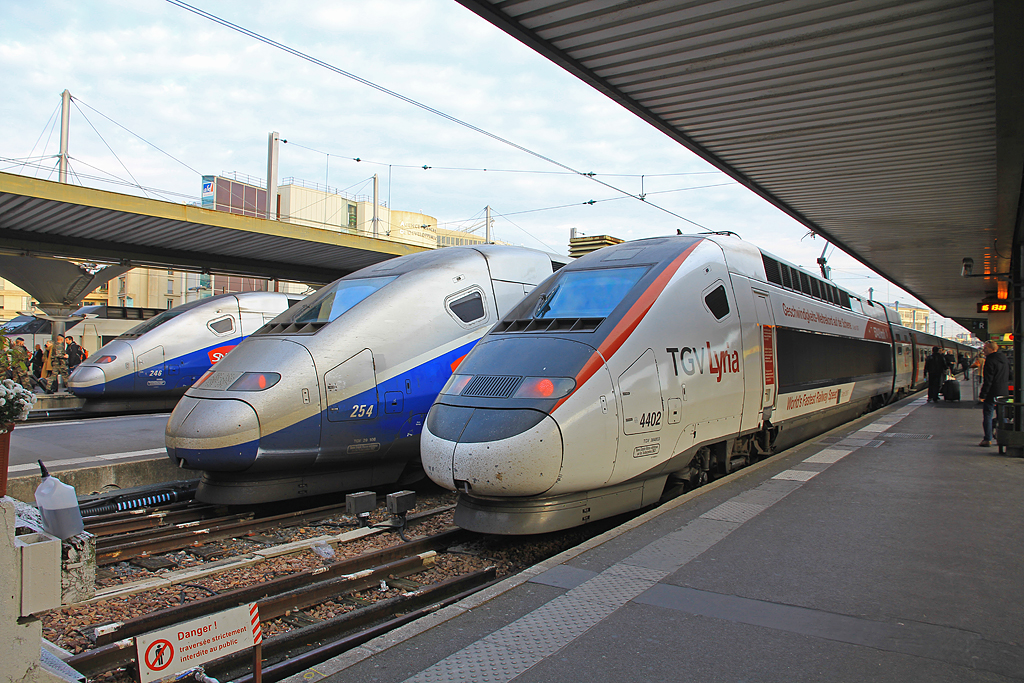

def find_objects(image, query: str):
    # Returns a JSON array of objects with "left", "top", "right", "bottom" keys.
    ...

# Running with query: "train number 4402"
[{"left": 638, "top": 411, "right": 662, "bottom": 428}]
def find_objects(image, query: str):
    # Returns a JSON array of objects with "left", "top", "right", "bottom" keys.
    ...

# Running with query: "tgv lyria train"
[
  {"left": 421, "top": 234, "right": 973, "bottom": 534},
  {"left": 165, "top": 245, "right": 560, "bottom": 504},
  {"left": 68, "top": 292, "right": 300, "bottom": 410}
]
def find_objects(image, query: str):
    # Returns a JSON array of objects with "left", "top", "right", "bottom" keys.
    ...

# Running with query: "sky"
[{"left": 0, "top": 0, "right": 970, "bottom": 338}]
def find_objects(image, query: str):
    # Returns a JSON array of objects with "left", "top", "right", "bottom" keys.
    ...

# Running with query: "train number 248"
[
  {"left": 350, "top": 404, "right": 375, "bottom": 418},
  {"left": 638, "top": 411, "right": 661, "bottom": 428}
]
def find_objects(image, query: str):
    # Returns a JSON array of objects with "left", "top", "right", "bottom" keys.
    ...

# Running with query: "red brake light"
[
  {"left": 93, "top": 355, "right": 116, "bottom": 364},
  {"left": 514, "top": 377, "right": 575, "bottom": 399},
  {"left": 228, "top": 372, "right": 281, "bottom": 392}
]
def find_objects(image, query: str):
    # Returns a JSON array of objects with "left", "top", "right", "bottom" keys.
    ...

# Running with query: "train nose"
[
  {"left": 67, "top": 365, "right": 105, "bottom": 395},
  {"left": 165, "top": 396, "right": 261, "bottom": 471},
  {"left": 422, "top": 404, "right": 562, "bottom": 496}
]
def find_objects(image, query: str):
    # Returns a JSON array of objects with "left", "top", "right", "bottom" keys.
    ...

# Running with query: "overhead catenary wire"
[
  {"left": 73, "top": 96, "right": 202, "bottom": 176},
  {"left": 165, "top": 0, "right": 710, "bottom": 230},
  {"left": 71, "top": 100, "right": 152, "bottom": 199}
]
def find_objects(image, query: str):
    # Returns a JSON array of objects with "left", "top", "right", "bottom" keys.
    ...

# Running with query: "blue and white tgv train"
[
  {"left": 68, "top": 292, "right": 299, "bottom": 409},
  {"left": 165, "top": 245, "right": 559, "bottom": 505}
]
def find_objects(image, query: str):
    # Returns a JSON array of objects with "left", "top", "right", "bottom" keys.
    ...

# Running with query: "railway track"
[{"left": 46, "top": 487, "right": 616, "bottom": 683}]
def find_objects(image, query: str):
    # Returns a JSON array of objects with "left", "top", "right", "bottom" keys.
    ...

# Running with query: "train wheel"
[{"left": 691, "top": 468, "right": 708, "bottom": 488}]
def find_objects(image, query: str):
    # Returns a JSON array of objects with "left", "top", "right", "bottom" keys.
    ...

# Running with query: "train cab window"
[
  {"left": 704, "top": 284, "right": 730, "bottom": 320},
  {"left": 534, "top": 266, "right": 647, "bottom": 319},
  {"left": 448, "top": 291, "right": 485, "bottom": 323},
  {"left": 285, "top": 275, "right": 397, "bottom": 325},
  {"left": 208, "top": 316, "right": 234, "bottom": 335}
]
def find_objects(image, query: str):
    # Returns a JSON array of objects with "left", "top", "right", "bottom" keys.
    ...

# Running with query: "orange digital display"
[{"left": 978, "top": 303, "right": 1009, "bottom": 313}]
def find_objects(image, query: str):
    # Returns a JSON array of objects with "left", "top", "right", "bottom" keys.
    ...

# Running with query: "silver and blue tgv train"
[
  {"left": 164, "top": 245, "right": 561, "bottom": 504},
  {"left": 68, "top": 292, "right": 300, "bottom": 410},
  {"left": 421, "top": 234, "right": 973, "bottom": 534}
]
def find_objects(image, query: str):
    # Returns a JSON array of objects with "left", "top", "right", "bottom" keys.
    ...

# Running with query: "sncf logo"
[
  {"left": 666, "top": 343, "right": 740, "bottom": 383},
  {"left": 208, "top": 345, "right": 237, "bottom": 364}
]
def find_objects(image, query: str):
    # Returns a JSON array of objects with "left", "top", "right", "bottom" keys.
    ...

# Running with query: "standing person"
[
  {"left": 10, "top": 337, "right": 34, "bottom": 390},
  {"left": 924, "top": 346, "right": 948, "bottom": 403},
  {"left": 40, "top": 340, "right": 53, "bottom": 388},
  {"left": 65, "top": 338, "right": 84, "bottom": 370},
  {"left": 31, "top": 343, "right": 43, "bottom": 379},
  {"left": 977, "top": 340, "right": 1009, "bottom": 447},
  {"left": 48, "top": 334, "right": 69, "bottom": 394},
  {"left": 958, "top": 352, "right": 969, "bottom": 379}
]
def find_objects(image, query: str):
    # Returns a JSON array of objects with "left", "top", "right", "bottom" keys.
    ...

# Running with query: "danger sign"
[{"left": 136, "top": 603, "right": 261, "bottom": 683}]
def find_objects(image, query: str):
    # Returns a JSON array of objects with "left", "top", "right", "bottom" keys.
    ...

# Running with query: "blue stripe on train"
[{"left": 71, "top": 338, "right": 246, "bottom": 397}]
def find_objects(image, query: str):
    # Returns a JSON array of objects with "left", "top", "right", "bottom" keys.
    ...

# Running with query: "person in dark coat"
[
  {"left": 978, "top": 340, "right": 1009, "bottom": 447},
  {"left": 31, "top": 344, "right": 43, "bottom": 378},
  {"left": 924, "top": 346, "right": 949, "bottom": 403}
]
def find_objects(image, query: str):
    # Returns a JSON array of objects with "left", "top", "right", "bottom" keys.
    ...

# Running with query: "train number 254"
[{"left": 350, "top": 404, "right": 375, "bottom": 418}]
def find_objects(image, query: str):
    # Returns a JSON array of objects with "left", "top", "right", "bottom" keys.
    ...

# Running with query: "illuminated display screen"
[{"left": 978, "top": 302, "right": 1009, "bottom": 313}]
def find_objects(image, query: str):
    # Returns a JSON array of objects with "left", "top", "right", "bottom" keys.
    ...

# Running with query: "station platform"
[{"left": 285, "top": 385, "right": 1024, "bottom": 683}]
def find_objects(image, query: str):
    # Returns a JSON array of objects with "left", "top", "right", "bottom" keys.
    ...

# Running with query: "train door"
[
  {"left": 135, "top": 346, "right": 166, "bottom": 391},
  {"left": 752, "top": 292, "right": 777, "bottom": 421},
  {"left": 321, "top": 348, "right": 381, "bottom": 460}
]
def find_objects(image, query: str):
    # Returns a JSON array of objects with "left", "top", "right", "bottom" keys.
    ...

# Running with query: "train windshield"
[
  {"left": 285, "top": 276, "right": 397, "bottom": 325},
  {"left": 534, "top": 267, "right": 648, "bottom": 319},
  {"left": 121, "top": 309, "right": 189, "bottom": 337}
]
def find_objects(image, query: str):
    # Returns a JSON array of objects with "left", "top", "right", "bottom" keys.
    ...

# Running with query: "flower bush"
[{"left": 0, "top": 378, "right": 36, "bottom": 430}]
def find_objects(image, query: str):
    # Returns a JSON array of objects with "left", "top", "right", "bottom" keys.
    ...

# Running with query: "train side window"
[
  {"left": 208, "top": 316, "right": 235, "bottom": 335},
  {"left": 704, "top": 284, "right": 730, "bottom": 320},
  {"left": 448, "top": 291, "right": 485, "bottom": 323}
]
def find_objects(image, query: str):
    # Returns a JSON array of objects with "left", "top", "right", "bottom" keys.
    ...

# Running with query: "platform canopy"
[
  {"left": 457, "top": 0, "right": 1024, "bottom": 330},
  {"left": 0, "top": 172, "right": 426, "bottom": 286}
]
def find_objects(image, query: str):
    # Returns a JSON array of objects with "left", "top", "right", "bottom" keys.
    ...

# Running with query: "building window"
[
  {"left": 167, "top": 279, "right": 174, "bottom": 294},
  {"left": 167, "top": 299, "right": 174, "bottom": 309}
]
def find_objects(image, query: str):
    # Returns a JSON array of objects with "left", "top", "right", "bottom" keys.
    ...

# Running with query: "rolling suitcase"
[{"left": 942, "top": 377, "right": 960, "bottom": 402}]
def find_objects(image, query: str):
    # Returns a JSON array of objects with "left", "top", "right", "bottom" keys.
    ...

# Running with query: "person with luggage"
[
  {"left": 924, "top": 346, "right": 949, "bottom": 403},
  {"left": 977, "top": 340, "right": 1009, "bottom": 447},
  {"left": 65, "top": 338, "right": 84, "bottom": 370}
]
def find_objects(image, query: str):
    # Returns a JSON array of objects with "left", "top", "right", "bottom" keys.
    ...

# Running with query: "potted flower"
[{"left": 0, "top": 378, "right": 36, "bottom": 496}]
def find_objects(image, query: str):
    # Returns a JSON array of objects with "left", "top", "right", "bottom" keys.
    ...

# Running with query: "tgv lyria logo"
[{"left": 665, "top": 343, "right": 740, "bottom": 382}]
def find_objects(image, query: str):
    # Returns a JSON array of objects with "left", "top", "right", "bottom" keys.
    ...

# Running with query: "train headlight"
[
  {"left": 513, "top": 377, "right": 575, "bottom": 399},
  {"left": 93, "top": 355, "right": 116, "bottom": 364},
  {"left": 228, "top": 372, "right": 282, "bottom": 392},
  {"left": 441, "top": 374, "right": 473, "bottom": 396}
]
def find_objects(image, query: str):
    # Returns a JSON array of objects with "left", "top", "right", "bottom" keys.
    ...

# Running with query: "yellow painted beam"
[{"left": 0, "top": 172, "right": 426, "bottom": 258}]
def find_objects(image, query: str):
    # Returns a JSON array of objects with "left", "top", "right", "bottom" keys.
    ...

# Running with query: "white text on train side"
[{"left": 665, "top": 343, "right": 740, "bottom": 382}]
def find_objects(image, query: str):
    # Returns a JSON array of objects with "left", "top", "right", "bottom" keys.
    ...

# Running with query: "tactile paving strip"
[
  {"left": 772, "top": 469, "right": 819, "bottom": 482},
  {"left": 701, "top": 500, "right": 765, "bottom": 523},
  {"left": 406, "top": 637, "right": 540, "bottom": 683},
  {"left": 622, "top": 518, "right": 738, "bottom": 572}
]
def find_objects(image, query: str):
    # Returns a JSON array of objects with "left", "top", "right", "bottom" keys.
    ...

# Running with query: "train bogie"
[{"left": 164, "top": 246, "right": 561, "bottom": 505}]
